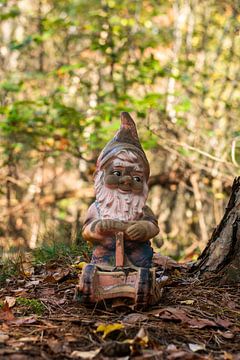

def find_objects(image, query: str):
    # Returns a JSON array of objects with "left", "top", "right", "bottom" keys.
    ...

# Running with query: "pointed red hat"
[{"left": 96, "top": 112, "right": 150, "bottom": 179}]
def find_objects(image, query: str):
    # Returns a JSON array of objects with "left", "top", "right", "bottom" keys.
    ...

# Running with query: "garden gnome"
[{"left": 82, "top": 112, "right": 159, "bottom": 268}]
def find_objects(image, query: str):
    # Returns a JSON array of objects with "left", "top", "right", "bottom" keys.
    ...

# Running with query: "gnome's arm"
[
  {"left": 82, "top": 203, "right": 104, "bottom": 243},
  {"left": 125, "top": 206, "right": 159, "bottom": 242},
  {"left": 82, "top": 203, "right": 126, "bottom": 243}
]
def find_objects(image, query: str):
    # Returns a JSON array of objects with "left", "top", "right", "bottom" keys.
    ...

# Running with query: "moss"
[{"left": 16, "top": 297, "right": 45, "bottom": 315}]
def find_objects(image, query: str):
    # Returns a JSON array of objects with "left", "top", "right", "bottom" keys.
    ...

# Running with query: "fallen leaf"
[
  {"left": 52, "top": 268, "right": 70, "bottom": 281},
  {"left": 20, "top": 253, "right": 34, "bottom": 277},
  {"left": 189, "top": 317, "right": 218, "bottom": 329},
  {"left": 71, "top": 349, "right": 101, "bottom": 359},
  {"left": 44, "top": 268, "right": 70, "bottom": 282},
  {"left": 18, "top": 336, "right": 39, "bottom": 342},
  {"left": 0, "top": 303, "right": 15, "bottom": 322},
  {"left": 152, "top": 253, "right": 185, "bottom": 269},
  {"left": 40, "top": 288, "right": 55, "bottom": 297},
  {"left": 134, "top": 327, "right": 149, "bottom": 347},
  {"left": 166, "top": 344, "right": 178, "bottom": 352},
  {"left": 96, "top": 323, "right": 124, "bottom": 339},
  {"left": 11, "top": 288, "right": 29, "bottom": 296},
  {"left": 224, "top": 352, "right": 233, "bottom": 360},
  {"left": 134, "top": 350, "right": 163, "bottom": 359},
  {"left": 149, "top": 306, "right": 222, "bottom": 329},
  {"left": 4, "top": 296, "right": 16, "bottom": 308},
  {"left": 180, "top": 300, "right": 195, "bottom": 305},
  {"left": 215, "top": 318, "right": 232, "bottom": 328},
  {"left": 217, "top": 330, "right": 234, "bottom": 339},
  {"left": 10, "top": 316, "right": 37, "bottom": 326},
  {"left": 25, "top": 280, "right": 40, "bottom": 288},
  {"left": 188, "top": 343, "right": 206, "bottom": 352},
  {"left": 72, "top": 262, "right": 88, "bottom": 270},
  {"left": 0, "top": 332, "right": 9, "bottom": 343},
  {"left": 122, "top": 313, "right": 148, "bottom": 324},
  {"left": 167, "top": 350, "right": 191, "bottom": 359},
  {"left": 48, "top": 339, "right": 63, "bottom": 354},
  {"left": 149, "top": 307, "right": 189, "bottom": 322}
]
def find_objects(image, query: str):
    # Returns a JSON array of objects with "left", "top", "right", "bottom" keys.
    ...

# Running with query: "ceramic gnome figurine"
[{"left": 82, "top": 112, "right": 159, "bottom": 268}]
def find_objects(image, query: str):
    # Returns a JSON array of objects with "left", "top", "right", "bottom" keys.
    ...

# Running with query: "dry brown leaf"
[
  {"left": 167, "top": 351, "right": 188, "bottom": 360},
  {"left": 134, "top": 350, "right": 163, "bottom": 359},
  {"left": 0, "top": 332, "right": 9, "bottom": 343},
  {"left": 70, "top": 349, "right": 101, "bottom": 359},
  {"left": 188, "top": 317, "right": 217, "bottom": 329},
  {"left": 4, "top": 296, "right": 16, "bottom": 308},
  {"left": 149, "top": 306, "right": 190, "bottom": 322},
  {"left": 0, "top": 303, "right": 15, "bottom": 322},
  {"left": 224, "top": 352, "right": 234, "bottom": 360},
  {"left": 44, "top": 268, "right": 70, "bottom": 283},
  {"left": 52, "top": 268, "right": 70, "bottom": 281},
  {"left": 188, "top": 343, "right": 206, "bottom": 352},
  {"left": 149, "top": 306, "right": 225, "bottom": 329},
  {"left": 10, "top": 315, "right": 37, "bottom": 326},
  {"left": 20, "top": 253, "right": 34, "bottom": 277},
  {"left": 25, "top": 280, "right": 40, "bottom": 288},
  {"left": 215, "top": 318, "right": 232, "bottom": 328},
  {"left": 18, "top": 336, "right": 39, "bottom": 342},
  {"left": 152, "top": 253, "right": 183, "bottom": 269},
  {"left": 48, "top": 339, "right": 63, "bottom": 354},
  {"left": 122, "top": 313, "right": 148, "bottom": 325},
  {"left": 217, "top": 330, "right": 234, "bottom": 339},
  {"left": 11, "top": 288, "right": 29, "bottom": 296},
  {"left": 134, "top": 327, "right": 149, "bottom": 347}
]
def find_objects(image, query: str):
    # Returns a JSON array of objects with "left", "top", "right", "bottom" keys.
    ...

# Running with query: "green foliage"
[
  {"left": 0, "top": 0, "right": 239, "bottom": 255},
  {"left": 16, "top": 297, "right": 45, "bottom": 316},
  {"left": 32, "top": 242, "right": 91, "bottom": 265},
  {"left": 0, "top": 258, "right": 20, "bottom": 285}
]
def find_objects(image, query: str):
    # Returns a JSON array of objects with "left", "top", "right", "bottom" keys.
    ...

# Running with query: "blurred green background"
[{"left": 0, "top": 0, "right": 239, "bottom": 259}]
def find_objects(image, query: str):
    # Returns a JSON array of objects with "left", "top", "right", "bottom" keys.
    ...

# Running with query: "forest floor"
[{"left": 0, "top": 249, "right": 240, "bottom": 360}]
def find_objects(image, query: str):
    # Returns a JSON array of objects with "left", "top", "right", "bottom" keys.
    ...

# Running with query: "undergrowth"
[
  {"left": 0, "top": 257, "right": 21, "bottom": 285},
  {"left": 0, "top": 241, "right": 91, "bottom": 285},
  {"left": 32, "top": 241, "right": 91, "bottom": 265}
]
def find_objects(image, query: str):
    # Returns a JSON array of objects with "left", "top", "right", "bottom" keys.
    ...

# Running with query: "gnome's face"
[
  {"left": 94, "top": 112, "right": 150, "bottom": 221},
  {"left": 104, "top": 155, "right": 145, "bottom": 195},
  {"left": 94, "top": 150, "right": 148, "bottom": 221}
]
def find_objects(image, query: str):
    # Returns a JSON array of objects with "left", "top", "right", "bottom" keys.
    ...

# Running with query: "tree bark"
[{"left": 191, "top": 176, "right": 240, "bottom": 283}]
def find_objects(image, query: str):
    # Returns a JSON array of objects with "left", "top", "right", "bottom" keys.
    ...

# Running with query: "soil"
[{"left": 0, "top": 258, "right": 240, "bottom": 360}]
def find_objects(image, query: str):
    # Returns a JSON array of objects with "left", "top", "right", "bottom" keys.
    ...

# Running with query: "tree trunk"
[{"left": 191, "top": 176, "right": 240, "bottom": 284}]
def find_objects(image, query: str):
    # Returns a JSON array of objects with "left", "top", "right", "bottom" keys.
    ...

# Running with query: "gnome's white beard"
[{"left": 95, "top": 173, "right": 148, "bottom": 222}]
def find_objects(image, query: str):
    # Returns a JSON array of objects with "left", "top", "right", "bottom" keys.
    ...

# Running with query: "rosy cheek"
[
  {"left": 104, "top": 175, "right": 119, "bottom": 188},
  {"left": 132, "top": 183, "right": 144, "bottom": 193}
]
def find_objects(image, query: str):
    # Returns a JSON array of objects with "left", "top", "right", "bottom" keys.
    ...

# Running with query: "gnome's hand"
[
  {"left": 96, "top": 219, "right": 126, "bottom": 234},
  {"left": 125, "top": 223, "right": 147, "bottom": 241}
]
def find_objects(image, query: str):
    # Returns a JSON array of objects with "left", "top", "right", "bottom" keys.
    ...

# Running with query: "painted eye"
[
  {"left": 112, "top": 170, "right": 121, "bottom": 176},
  {"left": 133, "top": 176, "right": 141, "bottom": 182}
]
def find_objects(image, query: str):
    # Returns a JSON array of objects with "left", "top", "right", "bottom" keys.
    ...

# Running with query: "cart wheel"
[
  {"left": 80, "top": 264, "right": 97, "bottom": 304},
  {"left": 135, "top": 268, "right": 151, "bottom": 307}
]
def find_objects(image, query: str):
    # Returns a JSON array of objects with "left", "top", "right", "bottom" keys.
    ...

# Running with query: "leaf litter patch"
[{"left": 0, "top": 257, "right": 240, "bottom": 359}]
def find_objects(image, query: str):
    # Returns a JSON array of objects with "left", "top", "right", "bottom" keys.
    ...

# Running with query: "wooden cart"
[{"left": 77, "top": 232, "right": 157, "bottom": 307}]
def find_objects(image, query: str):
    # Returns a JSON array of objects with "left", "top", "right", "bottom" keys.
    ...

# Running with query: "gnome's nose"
[{"left": 121, "top": 175, "right": 132, "bottom": 185}]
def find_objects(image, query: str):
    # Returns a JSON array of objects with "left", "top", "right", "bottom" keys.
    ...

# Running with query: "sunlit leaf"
[{"left": 96, "top": 323, "right": 124, "bottom": 339}]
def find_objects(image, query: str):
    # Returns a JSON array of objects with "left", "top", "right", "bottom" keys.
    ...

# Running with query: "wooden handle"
[{"left": 115, "top": 232, "right": 124, "bottom": 267}]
